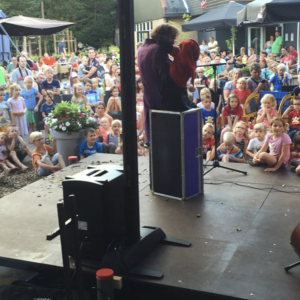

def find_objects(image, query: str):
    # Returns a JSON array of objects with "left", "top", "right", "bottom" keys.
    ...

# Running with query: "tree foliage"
[{"left": 0, "top": 0, "right": 117, "bottom": 49}]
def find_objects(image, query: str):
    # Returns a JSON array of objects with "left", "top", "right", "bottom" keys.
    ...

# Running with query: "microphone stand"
[{"left": 202, "top": 62, "right": 247, "bottom": 176}]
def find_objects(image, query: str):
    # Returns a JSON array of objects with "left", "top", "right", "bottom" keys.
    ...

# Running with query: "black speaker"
[{"left": 62, "top": 165, "right": 126, "bottom": 260}]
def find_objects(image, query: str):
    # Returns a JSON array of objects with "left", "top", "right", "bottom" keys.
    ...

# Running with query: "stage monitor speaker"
[
  {"left": 62, "top": 165, "right": 126, "bottom": 260},
  {"left": 150, "top": 108, "right": 204, "bottom": 200}
]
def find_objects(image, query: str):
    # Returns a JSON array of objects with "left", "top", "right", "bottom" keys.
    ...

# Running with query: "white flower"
[
  {"left": 66, "top": 122, "right": 70, "bottom": 127},
  {"left": 86, "top": 120, "right": 89, "bottom": 124},
  {"left": 62, "top": 126, "right": 67, "bottom": 131},
  {"left": 53, "top": 125, "right": 57, "bottom": 129},
  {"left": 59, "top": 125, "right": 62, "bottom": 128}
]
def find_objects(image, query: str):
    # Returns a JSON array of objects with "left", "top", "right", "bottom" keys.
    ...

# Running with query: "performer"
[{"left": 138, "top": 24, "right": 197, "bottom": 142}]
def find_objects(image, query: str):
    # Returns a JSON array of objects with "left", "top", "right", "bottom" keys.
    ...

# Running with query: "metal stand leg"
[
  {"left": 284, "top": 260, "right": 300, "bottom": 271},
  {"left": 57, "top": 202, "right": 73, "bottom": 300},
  {"left": 204, "top": 160, "right": 247, "bottom": 176}
]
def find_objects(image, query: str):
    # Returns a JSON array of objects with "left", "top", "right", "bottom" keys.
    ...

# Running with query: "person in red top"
[
  {"left": 43, "top": 53, "right": 56, "bottom": 68},
  {"left": 232, "top": 77, "right": 251, "bottom": 106},
  {"left": 220, "top": 93, "right": 243, "bottom": 143},
  {"left": 289, "top": 45, "right": 298, "bottom": 60},
  {"left": 202, "top": 123, "right": 215, "bottom": 161},
  {"left": 282, "top": 96, "right": 300, "bottom": 141},
  {"left": 281, "top": 48, "right": 294, "bottom": 69}
]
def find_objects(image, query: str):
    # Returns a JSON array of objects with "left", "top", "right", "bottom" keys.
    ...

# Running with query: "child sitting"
[
  {"left": 0, "top": 132, "right": 19, "bottom": 180},
  {"left": 196, "top": 67, "right": 210, "bottom": 87},
  {"left": 290, "top": 132, "right": 300, "bottom": 173},
  {"left": 270, "top": 64, "right": 288, "bottom": 92},
  {"left": 0, "top": 87, "right": 13, "bottom": 133},
  {"left": 246, "top": 123, "right": 267, "bottom": 161},
  {"left": 6, "top": 124, "right": 31, "bottom": 171},
  {"left": 217, "top": 132, "right": 244, "bottom": 163},
  {"left": 40, "top": 91, "right": 56, "bottom": 144},
  {"left": 282, "top": 96, "right": 300, "bottom": 141},
  {"left": 202, "top": 123, "right": 215, "bottom": 161},
  {"left": 136, "top": 77, "right": 144, "bottom": 113},
  {"left": 220, "top": 94, "right": 243, "bottom": 143},
  {"left": 84, "top": 79, "right": 99, "bottom": 112},
  {"left": 232, "top": 78, "right": 251, "bottom": 106},
  {"left": 201, "top": 94, "right": 219, "bottom": 128},
  {"left": 107, "top": 119, "right": 122, "bottom": 153},
  {"left": 66, "top": 72, "right": 79, "bottom": 94},
  {"left": 233, "top": 121, "right": 249, "bottom": 161},
  {"left": 71, "top": 83, "right": 88, "bottom": 109},
  {"left": 197, "top": 88, "right": 214, "bottom": 109},
  {"left": 31, "top": 132, "right": 66, "bottom": 176},
  {"left": 79, "top": 128, "right": 103, "bottom": 160},
  {"left": 107, "top": 86, "right": 122, "bottom": 114},
  {"left": 256, "top": 94, "right": 278, "bottom": 130},
  {"left": 91, "top": 78, "right": 104, "bottom": 102},
  {"left": 252, "top": 117, "right": 291, "bottom": 172},
  {"left": 98, "top": 116, "right": 112, "bottom": 143}
]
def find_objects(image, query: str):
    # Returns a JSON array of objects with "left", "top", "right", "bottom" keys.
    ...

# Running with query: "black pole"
[{"left": 118, "top": 0, "right": 140, "bottom": 242}]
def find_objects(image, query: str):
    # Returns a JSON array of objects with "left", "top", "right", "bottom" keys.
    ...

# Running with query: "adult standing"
[
  {"left": 272, "top": 31, "right": 283, "bottom": 57},
  {"left": 223, "top": 69, "right": 242, "bottom": 103},
  {"left": 207, "top": 37, "right": 218, "bottom": 53},
  {"left": 138, "top": 23, "right": 179, "bottom": 141},
  {"left": 247, "top": 63, "right": 270, "bottom": 93},
  {"left": 264, "top": 35, "right": 274, "bottom": 55},
  {"left": 80, "top": 48, "right": 100, "bottom": 81},
  {"left": 11, "top": 56, "right": 33, "bottom": 89},
  {"left": 58, "top": 37, "right": 66, "bottom": 55},
  {"left": 200, "top": 40, "right": 208, "bottom": 53},
  {"left": 6, "top": 57, "right": 17, "bottom": 74}
]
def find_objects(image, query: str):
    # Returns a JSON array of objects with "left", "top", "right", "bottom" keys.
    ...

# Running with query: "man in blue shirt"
[
  {"left": 79, "top": 128, "right": 103, "bottom": 159},
  {"left": 58, "top": 37, "right": 66, "bottom": 55}
]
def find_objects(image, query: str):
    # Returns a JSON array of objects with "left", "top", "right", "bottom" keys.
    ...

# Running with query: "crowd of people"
[{"left": 1, "top": 25, "right": 300, "bottom": 182}]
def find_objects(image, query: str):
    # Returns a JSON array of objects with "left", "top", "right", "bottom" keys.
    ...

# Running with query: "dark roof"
[{"left": 163, "top": 0, "right": 188, "bottom": 18}]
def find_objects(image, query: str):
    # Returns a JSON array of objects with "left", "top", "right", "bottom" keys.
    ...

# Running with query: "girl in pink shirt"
[
  {"left": 253, "top": 117, "right": 291, "bottom": 172},
  {"left": 256, "top": 94, "right": 278, "bottom": 129}
]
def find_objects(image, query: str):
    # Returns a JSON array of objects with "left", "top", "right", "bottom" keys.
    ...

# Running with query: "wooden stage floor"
[{"left": 0, "top": 154, "right": 300, "bottom": 300}]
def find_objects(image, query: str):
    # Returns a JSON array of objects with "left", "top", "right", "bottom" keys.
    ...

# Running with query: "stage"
[{"left": 0, "top": 154, "right": 300, "bottom": 300}]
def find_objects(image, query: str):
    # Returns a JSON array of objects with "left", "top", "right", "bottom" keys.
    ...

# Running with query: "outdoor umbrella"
[
  {"left": 182, "top": 1, "right": 245, "bottom": 55},
  {"left": 0, "top": 10, "right": 11, "bottom": 63},
  {"left": 237, "top": 0, "right": 300, "bottom": 25},
  {"left": 0, "top": 15, "right": 74, "bottom": 36}
]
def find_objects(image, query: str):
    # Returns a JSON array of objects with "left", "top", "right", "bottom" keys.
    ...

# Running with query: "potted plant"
[{"left": 46, "top": 101, "right": 97, "bottom": 163}]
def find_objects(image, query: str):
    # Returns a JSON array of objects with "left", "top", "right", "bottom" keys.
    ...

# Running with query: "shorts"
[
  {"left": 0, "top": 125, "right": 9, "bottom": 133},
  {"left": 26, "top": 110, "right": 36, "bottom": 124},
  {"left": 37, "top": 153, "right": 59, "bottom": 176}
]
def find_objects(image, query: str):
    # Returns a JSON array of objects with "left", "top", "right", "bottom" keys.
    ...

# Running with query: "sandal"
[{"left": 45, "top": 138, "right": 50, "bottom": 145}]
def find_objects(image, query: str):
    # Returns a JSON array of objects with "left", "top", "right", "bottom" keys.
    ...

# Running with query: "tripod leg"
[
  {"left": 284, "top": 261, "right": 300, "bottom": 271},
  {"left": 218, "top": 165, "right": 247, "bottom": 175}
]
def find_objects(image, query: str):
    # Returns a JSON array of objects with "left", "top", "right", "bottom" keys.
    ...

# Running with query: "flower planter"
[{"left": 50, "top": 129, "right": 85, "bottom": 164}]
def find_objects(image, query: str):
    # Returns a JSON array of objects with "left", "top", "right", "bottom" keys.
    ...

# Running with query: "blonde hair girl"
[
  {"left": 253, "top": 117, "right": 291, "bottom": 171},
  {"left": 71, "top": 83, "right": 88, "bottom": 108},
  {"left": 257, "top": 93, "right": 278, "bottom": 129},
  {"left": 233, "top": 120, "right": 249, "bottom": 160}
]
